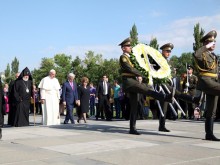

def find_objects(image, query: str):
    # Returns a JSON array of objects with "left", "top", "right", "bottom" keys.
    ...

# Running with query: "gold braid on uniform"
[{"left": 194, "top": 53, "right": 217, "bottom": 72}]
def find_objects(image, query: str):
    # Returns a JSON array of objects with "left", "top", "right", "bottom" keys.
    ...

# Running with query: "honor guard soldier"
[
  {"left": 119, "top": 38, "right": 174, "bottom": 135},
  {"left": 194, "top": 30, "right": 220, "bottom": 141},
  {"left": 183, "top": 65, "right": 198, "bottom": 119},
  {"left": 157, "top": 43, "right": 200, "bottom": 132}
]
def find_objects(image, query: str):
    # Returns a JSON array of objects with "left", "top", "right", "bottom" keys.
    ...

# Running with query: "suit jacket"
[
  {"left": 62, "top": 81, "right": 78, "bottom": 105},
  {"left": 96, "top": 81, "right": 111, "bottom": 99}
]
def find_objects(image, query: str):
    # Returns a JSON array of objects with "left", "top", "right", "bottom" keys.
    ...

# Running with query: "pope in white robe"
[{"left": 38, "top": 69, "right": 61, "bottom": 125}]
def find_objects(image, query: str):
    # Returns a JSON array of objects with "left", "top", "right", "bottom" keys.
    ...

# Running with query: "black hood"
[{"left": 17, "top": 67, "right": 33, "bottom": 80}]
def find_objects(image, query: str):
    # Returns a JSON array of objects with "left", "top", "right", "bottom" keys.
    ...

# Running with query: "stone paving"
[{"left": 0, "top": 114, "right": 220, "bottom": 165}]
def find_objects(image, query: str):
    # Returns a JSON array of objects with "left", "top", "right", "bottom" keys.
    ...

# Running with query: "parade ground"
[{"left": 1, "top": 115, "right": 220, "bottom": 165}]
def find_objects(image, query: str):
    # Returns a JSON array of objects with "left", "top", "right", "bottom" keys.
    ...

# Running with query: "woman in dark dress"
[{"left": 77, "top": 77, "right": 90, "bottom": 123}]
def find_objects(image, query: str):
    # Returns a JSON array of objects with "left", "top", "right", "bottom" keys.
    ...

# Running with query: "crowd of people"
[{"left": 0, "top": 29, "right": 220, "bottom": 141}]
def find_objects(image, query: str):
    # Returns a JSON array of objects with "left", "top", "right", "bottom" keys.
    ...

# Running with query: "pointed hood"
[{"left": 17, "top": 67, "right": 33, "bottom": 80}]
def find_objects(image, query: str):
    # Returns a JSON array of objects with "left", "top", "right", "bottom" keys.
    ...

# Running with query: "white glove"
[
  {"left": 206, "top": 41, "right": 215, "bottom": 49},
  {"left": 185, "top": 82, "right": 189, "bottom": 87}
]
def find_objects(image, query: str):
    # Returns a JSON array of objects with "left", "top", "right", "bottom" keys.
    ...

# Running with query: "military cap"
[
  {"left": 119, "top": 37, "right": 132, "bottom": 47},
  {"left": 187, "top": 65, "right": 194, "bottom": 70},
  {"left": 200, "top": 30, "right": 217, "bottom": 43},
  {"left": 160, "top": 43, "right": 174, "bottom": 51}
]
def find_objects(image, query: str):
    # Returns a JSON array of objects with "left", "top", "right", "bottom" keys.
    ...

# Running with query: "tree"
[
  {"left": 11, "top": 57, "right": 19, "bottom": 76},
  {"left": 82, "top": 51, "right": 104, "bottom": 85},
  {"left": 71, "top": 56, "right": 84, "bottom": 84},
  {"left": 54, "top": 54, "right": 72, "bottom": 84},
  {"left": 32, "top": 58, "right": 55, "bottom": 85},
  {"left": 4, "top": 63, "right": 11, "bottom": 83},
  {"left": 170, "top": 52, "right": 193, "bottom": 76},
  {"left": 149, "top": 37, "right": 159, "bottom": 50},
  {"left": 130, "top": 24, "right": 138, "bottom": 46},
  {"left": 193, "top": 23, "right": 205, "bottom": 52}
]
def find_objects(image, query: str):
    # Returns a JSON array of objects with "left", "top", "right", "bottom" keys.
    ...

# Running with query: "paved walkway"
[{"left": 1, "top": 115, "right": 220, "bottom": 165}]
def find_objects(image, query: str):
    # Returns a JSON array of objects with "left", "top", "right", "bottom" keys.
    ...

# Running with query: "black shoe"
[
  {"left": 96, "top": 117, "right": 98, "bottom": 120},
  {"left": 129, "top": 130, "right": 141, "bottom": 135},
  {"left": 63, "top": 121, "right": 68, "bottom": 124},
  {"left": 106, "top": 118, "right": 112, "bottom": 121},
  {"left": 77, "top": 119, "right": 80, "bottom": 123},
  {"left": 159, "top": 127, "right": 170, "bottom": 132},
  {"left": 205, "top": 134, "right": 220, "bottom": 141}
]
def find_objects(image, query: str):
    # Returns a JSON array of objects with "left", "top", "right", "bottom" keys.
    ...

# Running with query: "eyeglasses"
[
  {"left": 165, "top": 50, "right": 171, "bottom": 53},
  {"left": 124, "top": 45, "right": 131, "bottom": 47}
]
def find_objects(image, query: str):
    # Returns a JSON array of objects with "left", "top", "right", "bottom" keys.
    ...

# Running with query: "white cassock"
[{"left": 38, "top": 76, "right": 61, "bottom": 125}]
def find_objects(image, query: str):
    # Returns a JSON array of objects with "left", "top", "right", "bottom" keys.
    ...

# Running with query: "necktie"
[
  {"left": 103, "top": 81, "right": 107, "bottom": 95},
  {"left": 70, "top": 82, "right": 74, "bottom": 90}
]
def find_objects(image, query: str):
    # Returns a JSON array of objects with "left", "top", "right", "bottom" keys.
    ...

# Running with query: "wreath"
[{"left": 130, "top": 43, "right": 171, "bottom": 85}]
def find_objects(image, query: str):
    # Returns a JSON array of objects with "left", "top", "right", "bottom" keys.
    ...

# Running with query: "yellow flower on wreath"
[{"left": 132, "top": 43, "right": 171, "bottom": 85}]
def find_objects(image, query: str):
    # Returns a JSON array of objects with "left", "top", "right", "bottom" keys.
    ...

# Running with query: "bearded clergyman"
[{"left": 13, "top": 67, "right": 33, "bottom": 127}]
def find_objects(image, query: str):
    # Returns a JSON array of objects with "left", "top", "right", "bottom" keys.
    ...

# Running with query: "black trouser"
[
  {"left": 129, "top": 92, "right": 138, "bottom": 131},
  {"left": 159, "top": 101, "right": 169, "bottom": 129},
  {"left": 97, "top": 95, "right": 112, "bottom": 120}
]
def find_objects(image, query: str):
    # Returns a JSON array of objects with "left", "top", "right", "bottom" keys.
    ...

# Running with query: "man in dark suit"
[
  {"left": 194, "top": 30, "right": 220, "bottom": 141},
  {"left": 95, "top": 75, "right": 112, "bottom": 121},
  {"left": 62, "top": 73, "right": 79, "bottom": 124}
]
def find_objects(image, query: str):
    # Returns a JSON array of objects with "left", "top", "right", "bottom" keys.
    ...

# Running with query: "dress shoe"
[
  {"left": 106, "top": 118, "right": 112, "bottom": 121},
  {"left": 159, "top": 127, "right": 170, "bottom": 132},
  {"left": 77, "top": 119, "right": 80, "bottom": 123},
  {"left": 129, "top": 130, "right": 141, "bottom": 135},
  {"left": 205, "top": 134, "right": 220, "bottom": 141},
  {"left": 63, "top": 121, "right": 68, "bottom": 124}
]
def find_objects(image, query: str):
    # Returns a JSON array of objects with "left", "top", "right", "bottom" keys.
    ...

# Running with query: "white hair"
[
  {"left": 68, "top": 73, "right": 75, "bottom": 78},
  {"left": 49, "top": 69, "right": 56, "bottom": 74}
]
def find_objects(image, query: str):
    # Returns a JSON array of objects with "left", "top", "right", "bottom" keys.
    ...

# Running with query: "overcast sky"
[{"left": 0, "top": 0, "right": 220, "bottom": 72}]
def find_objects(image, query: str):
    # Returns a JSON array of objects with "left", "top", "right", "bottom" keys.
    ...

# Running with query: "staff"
[{"left": 184, "top": 63, "right": 189, "bottom": 94}]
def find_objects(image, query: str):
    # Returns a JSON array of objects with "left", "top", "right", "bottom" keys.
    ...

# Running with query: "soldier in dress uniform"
[
  {"left": 194, "top": 30, "right": 220, "bottom": 141},
  {"left": 157, "top": 43, "right": 200, "bottom": 132},
  {"left": 183, "top": 65, "right": 198, "bottom": 119},
  {"left": 119, "top": 38, "right": 174, "bottom": 135}
]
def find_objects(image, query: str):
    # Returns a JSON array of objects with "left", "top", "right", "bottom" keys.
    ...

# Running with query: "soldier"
[
  {"left": 156, "top": 43, "right": 200, "bottom": 132},
  {"left": 119, "top": 38, "right": 174, "bottom": 135},
  {"left": 183, "top": 65, "right": 198, "bottom": 119},
  {"left": 194, "top": 30, "right": 220, "bottom": 141}
]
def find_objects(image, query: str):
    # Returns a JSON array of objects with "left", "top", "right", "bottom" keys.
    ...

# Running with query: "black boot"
[
  {"left": 129, "top": 110, "right": 140, "bottom": 135},
  {"left": 0, "top": 128, "right": 2, "bottom": 139},
  {"left": 178, "top": 94, "right": 194, "bottom": 103},
  {"left": 205, "top": 118, "right": 220, "bottom": 141},
  {"left": 159, "top": 117, "right": 170, "bottom": 132},
  {"left": 148, "top": 90, "right": 174, "bottom": 103}
]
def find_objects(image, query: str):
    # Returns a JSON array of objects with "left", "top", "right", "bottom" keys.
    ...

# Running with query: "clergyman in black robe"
[{"left": 12, "top": 67, "right": 33, "bottom": 127}]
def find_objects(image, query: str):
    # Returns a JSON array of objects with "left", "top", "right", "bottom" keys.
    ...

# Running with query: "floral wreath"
[{"left": 130, "top": 43, "right": 171, "bottom": 85}]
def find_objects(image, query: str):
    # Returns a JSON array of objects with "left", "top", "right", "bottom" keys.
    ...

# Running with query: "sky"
[{"left": 0, "top": 0, "right": 220, "bottom": 73}]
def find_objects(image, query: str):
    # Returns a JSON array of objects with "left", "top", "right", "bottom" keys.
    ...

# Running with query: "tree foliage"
[
  {"left": 149, "top": 37, "right": 159, "bottom": 50},
  {"left": 130, "top": 24, "right": 138, "bottom": 46},
  {"left": 11, "top": 57, "right": 19, "bottom": 76},
  {"left": 193, "top": 23, "right": 205, "bottom": 52}
]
